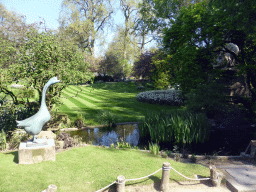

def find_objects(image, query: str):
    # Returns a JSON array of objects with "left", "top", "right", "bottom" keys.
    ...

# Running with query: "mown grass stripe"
[
  {"left": 62, "top": 90, "right": 110, "bottom": 109},
  {"left": 79, "top": 89, "right": 136, "bottom": 101},
  {"left": 65, "top": 87, "right": 170, "bottom": 115},
  {"left": 64, "top": 87, "right": 104, "bottom": 103},
  {"left": 61, "top": 93, "right": 143, "bottom": 120},
  {"left": 66, "top": 86, "right": 136, "bottom": 104},
  {"left": 62, "top": 92, "right": 98, "bottom": 109},
  {"left": 60, "top": 95, "right": 78, "bottom": 110}
]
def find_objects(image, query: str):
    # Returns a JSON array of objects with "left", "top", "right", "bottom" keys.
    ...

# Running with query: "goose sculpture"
[{"left": 16, "top": 77, "right": 61, "bottom": 143}]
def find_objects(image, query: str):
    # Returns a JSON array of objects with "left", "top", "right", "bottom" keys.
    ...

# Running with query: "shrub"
[
  {"left": 97, "top": 110, "right": 118, "bottom": 127},
  {"left": 0, "top": 129, "right": 7, "bottom": 151},
  {"left": 184, "top": 81, "right": 231, "bottom": 118},
  {"left": 74, "top": 114, "right": 85, "bottom": 128},
  {"left": 0, "top": 104, "right": 38, "bottom": 139},
  {"left": 138, "top": 110, "right": 211, "bottom": 148},
  {"left": 136, "top": 90, "right": 184, "bottom": 106},
  {"left": 94, "top": 74, "right": 114, "bottom": 82},
  {"left": 9, "top": 130, "right": 30, "bottom": 150},
  {"left": 132, "top": 51, "right": 156, "bottom": 79},
  {"left": 46, "top": 112, "right": 71, "bottom": 130}
]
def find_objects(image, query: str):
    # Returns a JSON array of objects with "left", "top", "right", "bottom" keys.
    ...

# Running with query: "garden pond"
[
  {"left": 66, "top": 123, "right": 256, "bottom": 156},
  {"left": 67, "top": 124, "right": 140, "bottom": 147}
]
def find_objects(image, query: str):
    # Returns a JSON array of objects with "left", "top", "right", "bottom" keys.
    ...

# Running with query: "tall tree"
[
  {"left": 107, "top": 25, "right": 140, "bottom": 78},
  {"left": 161, "top": 0, "right": 256, "bottom": 119},
  {"left": 132, "top": 0, "right": 156, "bottom": 54},
  {"left": 0, "top": 3, "right": 44, "bottom": 106},
  {"left": 132, "top": 51, "right": 157, "bottom": 79},
  {"left": 58, "top": 0, "right": 114, "bottom": 57},
  {"left": 119, "top": 0, "right": 138, "bottom": 64},
  {"left": 137, "top": 0, "right": 206, "bottom": 44}
]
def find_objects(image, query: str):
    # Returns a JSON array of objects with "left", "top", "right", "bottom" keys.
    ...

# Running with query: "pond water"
[
  {"left": 68, "top": 124, "right": 140, "bottom": 147},
  {"left": 67, "top": 122, "right": 256, "bottom": 156}
]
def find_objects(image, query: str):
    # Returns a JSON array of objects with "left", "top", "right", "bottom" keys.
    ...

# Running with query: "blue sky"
[{"left": 2, "top": 0, "right": 156, "bottom": 57}]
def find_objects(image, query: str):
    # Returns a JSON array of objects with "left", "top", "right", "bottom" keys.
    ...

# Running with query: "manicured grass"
[
  {"left": 57, "top": 82, "right": 186, "bottom": 125},
  {"left": 0, "top": 146, "right": 210, "bottom": 192}
]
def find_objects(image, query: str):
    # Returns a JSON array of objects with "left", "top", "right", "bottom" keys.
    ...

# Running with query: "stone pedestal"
[{"left": 18, "top": 139, "right": 55, "bottom": 164}]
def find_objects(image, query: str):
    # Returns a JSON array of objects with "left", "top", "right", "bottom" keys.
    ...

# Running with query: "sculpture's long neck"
[{"left": 40, "top": 82, "right": 51, "bottom": 109}]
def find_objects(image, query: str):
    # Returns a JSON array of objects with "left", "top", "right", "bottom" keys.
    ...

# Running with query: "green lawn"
[
  {"left": 57, "top": 81, "right": 186, "bottom": 126},
  {"left": 0, "top": 146, "right": 210, "bottom": 192}
]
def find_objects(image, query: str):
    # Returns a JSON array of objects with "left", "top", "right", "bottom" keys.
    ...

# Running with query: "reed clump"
[{"left": 138, "top": 110, "right": 211, "bottom": 148}]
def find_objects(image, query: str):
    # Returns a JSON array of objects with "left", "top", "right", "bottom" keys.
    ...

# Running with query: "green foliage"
[
  {"left": 16, "top": 88, "right": 35, "bottom": 99},
  {"left": 150, "top": 52, "right": 173, "bottom": 90},
  {"left": 0, "top": 129, "right": 7, "bottom": 151},
  {"left": 165, "top": 150, "right": 172, "bottom": 157},
  {"left": 133, "top": 146, "right": 139, "bottom": 150},
  {"left": 9, "top": 130, "right": 30, "bottom": 150},
  {"left": 13, "top": 29, "right": 94, "bottom": 109},
  {"left": 149, "top": 142, "right": 160, "bottom": 155},
  {"left": 117, "top": 142, "right": 131, "bottom": 149},
  {"left": 74, "top": 114, "right": 85, "bottom": 128},
  {"left": 96, "top": 110, "right": 119, "bottom": 127},
  {"left": 110, "top": 143, "right": 115, "bottom": 148},
  {"left": 159, "top": 0, "right": 256, "bottom": 119},
  {"left": 138, "top": 110, "right": 211, "bottom": 147},
  {"left": 0, "top": 103, "right": 39, "bottom": 138},
  {"left": 184, "top": 81, "right": 231, "bottom": 118}
]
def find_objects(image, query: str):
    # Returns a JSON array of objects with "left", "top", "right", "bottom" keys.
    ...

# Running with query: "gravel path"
[{"left": 104, "top": 180, "right": 231, "bottom": 192}]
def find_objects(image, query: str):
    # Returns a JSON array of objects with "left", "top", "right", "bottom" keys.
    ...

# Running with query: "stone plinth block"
[{"left": 18, "top": 139, "right": 55, "bottom": 164}]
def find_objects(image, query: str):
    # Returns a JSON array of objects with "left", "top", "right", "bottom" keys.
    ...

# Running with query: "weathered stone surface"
[
  {"left": 55, "top": 140, "right": 64, "bottom": 149},
  {"left": 37, "top": 131, "right": 56, "bottom": 140},
  {"left": 18, "top": 139, "right": 55, "bottom": 164}
]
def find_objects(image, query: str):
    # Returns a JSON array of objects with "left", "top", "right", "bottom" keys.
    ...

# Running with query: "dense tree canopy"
[
  {"left": 58, "top": 0, "right": 114, "bottom": 56},
  {"left": 159, "top": 0, "right": 256, "bottom": 118},
  {"left": 132, "top": 51, "right": 157, "bottom": 79},
  {"left": 0, "top": 4, "right": 94, "bottom": 110}
]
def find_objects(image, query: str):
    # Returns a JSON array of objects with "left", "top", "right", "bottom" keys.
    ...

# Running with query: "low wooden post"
[
  {"left": 160, "top": 162, "right": 171, "bottom": 192},
  {"left": 116, "top": 175, "right": 125, "bottom": 192},
  {"left": 47, "top": 184, "right": 57, "bottom": 192},
  {"left": 209, "top": 165, "right": 223, "bottom": 187}
]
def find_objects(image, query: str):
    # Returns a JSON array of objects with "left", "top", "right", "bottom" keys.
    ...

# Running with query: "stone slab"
[
  {"left": 217, "top": 165, "right": 256, "bottom": 192},
  {"left": 226, "top": 167, "right": 256, "bottom": 185},
  {"left": 26, "top": 139, "right": 48, "bottom": 147},
  {"left": 18, "top": 139, "right": 55, "bottom": 164}
]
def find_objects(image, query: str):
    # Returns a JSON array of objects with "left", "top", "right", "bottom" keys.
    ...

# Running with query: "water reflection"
[{"left": 69, "top": 124, "right": 140, "bottom": 147}]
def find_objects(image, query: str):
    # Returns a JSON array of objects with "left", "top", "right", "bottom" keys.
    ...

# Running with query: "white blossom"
[{"left": 136, "top": 89, "right": 183, "bottom": 106}]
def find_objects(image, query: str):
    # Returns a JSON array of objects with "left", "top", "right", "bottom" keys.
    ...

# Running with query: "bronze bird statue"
[{"left": 16, "top": 77, "right": 61, "bottom": 142}]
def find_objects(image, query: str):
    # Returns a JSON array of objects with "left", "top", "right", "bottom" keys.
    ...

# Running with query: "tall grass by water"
[{"left": 138, "top": 110, "right": 211, "bottom": 147}]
